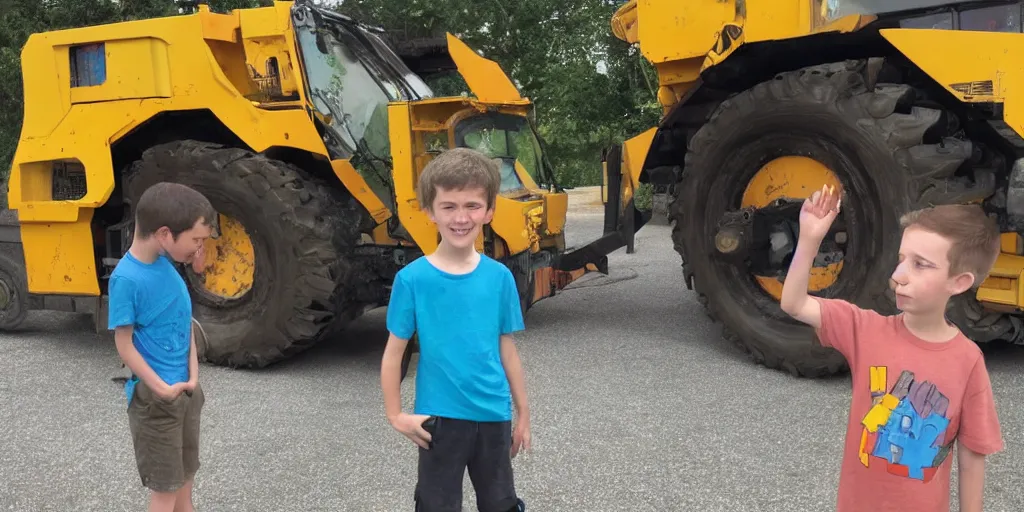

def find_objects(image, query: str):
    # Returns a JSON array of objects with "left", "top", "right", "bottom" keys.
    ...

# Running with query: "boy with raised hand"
[
  {"left": 381, "top": 148, "right": 531, "bottom": 512},
  {"left": 781, "top": 185, "right": 1004, "bottom": 512},
  {"left": 109, "top": 181, "right": 215, "bottom": 512}
]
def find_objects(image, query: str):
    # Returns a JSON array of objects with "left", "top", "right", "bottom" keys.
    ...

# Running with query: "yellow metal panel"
[
  {"left": 622, "top": 127, "right": 657, "bottom": 191},
  {"left": 205, "top": 39, "right": 260, "bottom": 98},
  {"left": 1001, "top": 233, "right": 1022, "bottom": 255},
  {"left": 543, "top": 192, "right": 568, "bottom": 235},
  {"left": 199, "top": 8, "right": 240, "bottom": 42},
  {"left": 489, "top": 196, "right": 537, "bottom": 255},
  {"left": 742, "top": 2, "right": 803, "bottom": 42},
  {"left": 11, "top": 97, "right": 328, "bottom": 218},
  {"left": 388, "top": 102, "right": 439, "bottom": 253},
  {"left": 69, "top": 38, "right": 173, "bottom": 104},
  {"left": 330, "top": 159, "right": 392, "bottom": 224},
  {"left": 879, "top": 29, "right": 1013, "bottom": 104},
  {"left": 445, "top": 33, "right": 523, "bottom": 104},
  {"left": 977, "top": 253, "right": 1024, "bottom": 307},
  {"left": 635, "top": 0, "right": 737, "bottom": 64},
  {"left": 20, "top": 211, "right": 99, "bottom": 295}
]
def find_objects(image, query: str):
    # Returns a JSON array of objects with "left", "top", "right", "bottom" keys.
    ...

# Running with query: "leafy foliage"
[{"left": 0, "top": 0, "right": 658, "bottom": 195}]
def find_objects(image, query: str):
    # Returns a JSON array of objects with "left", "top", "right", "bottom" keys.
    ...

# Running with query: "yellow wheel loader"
[
  {"left": 611, "top": 0, "right": 1024, "bottom": 377},
  {"left": 3, "top": 1, "right": 645, "bottom": 368}
]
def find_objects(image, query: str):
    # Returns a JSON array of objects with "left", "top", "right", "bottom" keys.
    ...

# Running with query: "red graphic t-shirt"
[{"left": 815, "top": 298, "right": 1003, "bottom": 512}]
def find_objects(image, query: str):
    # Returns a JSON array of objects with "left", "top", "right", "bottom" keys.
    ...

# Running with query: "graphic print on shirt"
[{"left": 858, "top": 366, "right": 954, "bottom": 483}]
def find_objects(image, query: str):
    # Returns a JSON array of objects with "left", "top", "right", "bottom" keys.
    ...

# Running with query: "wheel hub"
[
  {"left": 192, "top": 213, "right": 255, "bottom": 300},
  {"left": 719, "top": 155, "right": 847, "bottom": 300}
]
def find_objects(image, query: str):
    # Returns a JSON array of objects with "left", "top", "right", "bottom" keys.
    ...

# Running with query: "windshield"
[
  {"left": 292, "top": 6, "right": 433, "bottom": 161},
  {"left": 815, "top": 0, "right": 1023, "bottom": 31},
  {"left": 816, "top": 0, "right": 1001, "bottom": 21},
  {"left": 453, "top": 113, "right": 553, "bottom": 197}
]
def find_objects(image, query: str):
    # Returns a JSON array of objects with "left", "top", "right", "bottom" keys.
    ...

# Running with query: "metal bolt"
[{"left": 715, "top": 228, "right": 742, "bottom": 254}]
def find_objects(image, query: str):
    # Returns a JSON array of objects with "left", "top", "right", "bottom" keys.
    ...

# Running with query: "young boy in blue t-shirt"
[
  {"left": 381, "top": 148, "right": 531, "bottom": 512},
  {"left": 108, "top": 181, "right": 215, "bottom": 512}
]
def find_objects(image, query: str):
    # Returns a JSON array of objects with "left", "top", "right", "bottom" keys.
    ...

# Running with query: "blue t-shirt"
[
  {"left": 386, "top": 254, "right": 525, "bottom": 422},
  {"left": 108, "top": 252, "right": 193, "bottom": 405}
]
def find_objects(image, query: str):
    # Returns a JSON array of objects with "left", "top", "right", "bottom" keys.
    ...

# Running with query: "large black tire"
[
  {"left": 0, "top": 250, "right": 28, "bottom": 330},
  {"left": 671, "top": 60, "right": 996, "bottom": 378},
  {"left": 123, "top": 140, "right": 369, "bottom": 367}
]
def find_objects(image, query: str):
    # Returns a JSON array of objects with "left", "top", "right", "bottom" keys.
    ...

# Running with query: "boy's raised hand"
[
  {"left": 799, "top": 184, "right": 842, "bottom": 242},
  {"left": 390, "top": 412, "right": 433, "bottom": 450}
]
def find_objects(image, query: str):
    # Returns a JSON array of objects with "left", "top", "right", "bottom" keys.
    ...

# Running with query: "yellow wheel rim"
[
  {"left": 741, "top": 156, "right": 843, "bottom": 300},
  {"left": 198, "top": 214, "right": 255, "bottom": 299}
]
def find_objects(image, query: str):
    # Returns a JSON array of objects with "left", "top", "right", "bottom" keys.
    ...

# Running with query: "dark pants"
[
  {"left": 415, "top": 417, "right": 521, "bottom": 512},
  {"left": 127, "top": 380, "right": 205, "bottom": 493}
]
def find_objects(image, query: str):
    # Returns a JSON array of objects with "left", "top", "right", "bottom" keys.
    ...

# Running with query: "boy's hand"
[
  {"left": 511, "top": 415, "right": 531, "bottom": 458},
  {"left": 190, "top": 244, "right": 207, "bottom": 274},
  {"left": 183, "top": 377, "right": 198, "bottom": 394},
  {"left": 155, "top": 381, "right": 188, "bottom": 402},
  {"left": 389, "top": 412, "right": 433, "bottom": 449},
  {"left": 799, "top": 184, "right": 842, "bottom": 242}
]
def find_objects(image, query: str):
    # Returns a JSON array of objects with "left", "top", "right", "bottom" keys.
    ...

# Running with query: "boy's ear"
[
  {"left": 483, "top": 205, "right": 496, "bottom": 224},
  {"left": 949, "top": 271, "right": 976, "bottom": 295}
]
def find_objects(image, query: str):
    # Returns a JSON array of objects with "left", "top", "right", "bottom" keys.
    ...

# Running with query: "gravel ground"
[{"left": 2, "top": 188, "right": 1024, "bottom": 511}]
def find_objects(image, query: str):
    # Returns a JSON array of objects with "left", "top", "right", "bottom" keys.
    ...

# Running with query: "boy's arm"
[
  {"left": 114, "top": 326, "right": 177, "bottom": 398},
  {"left": 381, "top": 332, "right": 410, "bottom": 422},
  {"left": 380, "top": 273, "right": 431, "bottom": 448},
  {"left": 781, "top": 186, "right": 840, "bottom": 328},
  {"left": 380, "top": 331, "right": 431, "bottom": 448},
  {"left": 186, "top": 323, "right": 199, "bottom": 390},
  {"left": 500, "top": 334, "right": 529, "bottom": 420},
  {"left": 500, "top": 269, "right": 530, "bottom": 457},
  {"left": 958, "top": 444, "right": 986, "bottom": 512},
  {"left": 780, "top": 234, "right": 825, "bottom": 329},
  {"left": 115, "top": 325, "right": 166, "bottom": 393}
]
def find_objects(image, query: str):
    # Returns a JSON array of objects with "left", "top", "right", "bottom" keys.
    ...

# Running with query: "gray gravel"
[{"left": 3, "top": 200, "right": 1024, "bottom": 511}]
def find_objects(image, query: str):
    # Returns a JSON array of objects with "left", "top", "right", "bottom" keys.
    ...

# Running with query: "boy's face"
[
  {"left": 426, "top": 186, "right": 494, "bottom": 250},
  {"left": 890, "top": 227, "right": 975, "bottom": 315},
  {"left": 156, "top": 217, "right": 214, "bottom": 264}
]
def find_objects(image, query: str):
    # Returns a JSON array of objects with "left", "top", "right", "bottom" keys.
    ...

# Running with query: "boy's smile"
[{"left": 428, "top": 186, "right": 495, "bottom": 250}]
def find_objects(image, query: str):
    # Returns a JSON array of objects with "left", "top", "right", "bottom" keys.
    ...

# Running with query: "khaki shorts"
[{"left": 127, "top": 379, "right": 205, "bottom": 493}]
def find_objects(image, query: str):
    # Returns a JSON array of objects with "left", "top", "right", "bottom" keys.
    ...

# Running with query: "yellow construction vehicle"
[
  {"left": 611, "top": 0, "right": 1024, "bottom": 377},
  {"left": 2, "top": 0, "right": 643, "bottom": 367}
]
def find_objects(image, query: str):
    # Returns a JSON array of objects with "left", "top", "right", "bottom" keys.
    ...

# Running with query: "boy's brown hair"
[
  {"left": 416, "top": 148, "right": 502, "bottom": 211},
  {"left": 135, "top": 182, "right": 216, "bottom": 239},
  {"left": 900, "top": 204, "right": 1001, "bottom": 286}
]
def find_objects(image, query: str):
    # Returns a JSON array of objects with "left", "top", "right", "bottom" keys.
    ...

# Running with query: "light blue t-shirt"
[
  {"left": 108, "top": 252, "right": 193, "bottom": 405},
  {"left": 386, "top": 254, "right": 525, "bottom": 422}
]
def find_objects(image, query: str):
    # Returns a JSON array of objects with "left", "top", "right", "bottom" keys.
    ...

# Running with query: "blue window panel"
[{"left": 70, "top": 43, "right": 106, "bottom": 88}]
